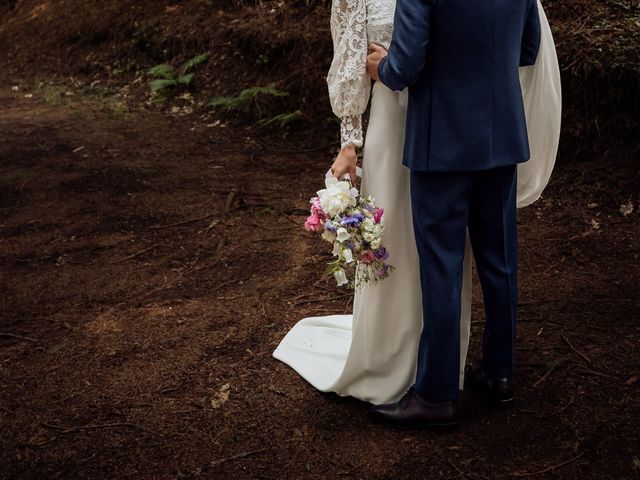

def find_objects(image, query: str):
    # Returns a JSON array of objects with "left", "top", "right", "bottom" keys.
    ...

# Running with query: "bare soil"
[
  {"left": 0, "top": 85, "right": 638, "bottom": 480},
  {"left": 1, "top": 0, "right": 639, "bottom": 478}
]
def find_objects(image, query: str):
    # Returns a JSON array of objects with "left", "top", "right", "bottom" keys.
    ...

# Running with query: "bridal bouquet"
[{"left": 304, "top": 176, "right": 394, "bottom": 288}]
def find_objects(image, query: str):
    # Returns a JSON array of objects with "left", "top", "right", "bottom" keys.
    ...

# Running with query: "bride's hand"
[{"left": 331, "top": 145, "right": 358, "bottom": 184}]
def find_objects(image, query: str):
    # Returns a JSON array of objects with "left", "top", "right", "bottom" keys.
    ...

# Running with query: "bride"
[{"left": 273, "top": 0, "right": 561, "bottom": 405}]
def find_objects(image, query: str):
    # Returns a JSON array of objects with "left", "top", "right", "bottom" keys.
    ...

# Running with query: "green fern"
[
  {"left": 181, "top": 53, "right": 210, "bottom": 74},
  {"left": 259, "top": 110, "right": 303, "bottom": 128},
  {"left": 177, "top": 73, "right": 194, "bottom": 86},
  {"left": 149, "top": 79, "right": 177, "bottom": 93},
  {"left": 208, "top": 85, "right": 289, "bottom": 112},
  {"left": 148, "top": 64, "right": 176, "bottom": 79},
  {"left": 147, "top": 53, "right": 209, "bottom": 102}
]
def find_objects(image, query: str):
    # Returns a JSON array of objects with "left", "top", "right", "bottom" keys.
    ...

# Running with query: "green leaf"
[
  {"left": 148, "top": 63, "right": 176, "bottom": 79},
  {"left": 149, "top": 78, "right": 177, "bottom": 93},
  {"left": 48, "top": 341, "right": 67, "bottom": 354},
  {"left": 177, "top": 73, "right": 194, "bottom": 86},
  {"left": 151, "top": 95, "right": 169, "bottom": 105},
  {"left": 259, "top": 110, "right": 304, "bottom": 128},
  {"left": 207, "top": 84, "right": 290, "bottom": 112},
  {"left": 181, "top": 53, "right": 210, "bottom": 74}
]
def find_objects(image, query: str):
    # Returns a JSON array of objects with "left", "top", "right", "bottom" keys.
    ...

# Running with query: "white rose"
[{"left": 317, "top": 177, "right": 357, "bottom": 217}]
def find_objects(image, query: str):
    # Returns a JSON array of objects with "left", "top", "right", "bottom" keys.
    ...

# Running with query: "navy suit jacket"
[{"left": 379, "top": 0, "right": 541, "bottom": 172}]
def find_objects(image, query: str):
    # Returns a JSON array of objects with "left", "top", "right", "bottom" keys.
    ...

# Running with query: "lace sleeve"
[{"left": 327, "top": 0, "right": 371, "bottom": 150}]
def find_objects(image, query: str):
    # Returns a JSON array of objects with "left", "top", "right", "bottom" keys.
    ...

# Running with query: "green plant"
[
  {"left": 258, "top": 110, "right": 303, "bottom": 128},
  {"left": 208, "top": 85, "right": 303, "bottom": 129},
  {"left": 148, "top": 53, "right": 210, "bottom": 103},
  {"left": 208, "top": 85, "right": 289, "bottom": 113}
]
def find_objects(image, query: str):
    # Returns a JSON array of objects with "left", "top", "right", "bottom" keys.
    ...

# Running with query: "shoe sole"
[
  {"left": 495, "top": 397, "right": 514, "bottom": 409},
  {"left": 465, "top": 382, "right": 514, "bottom": 408},
  {"left": 369, "top": 415, "right": 460, "bottom": 432}
]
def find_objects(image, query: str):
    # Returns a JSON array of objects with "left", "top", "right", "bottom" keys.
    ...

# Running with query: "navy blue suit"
[{"left": 378, "top": 0, "right": 541, "bottom": 401}]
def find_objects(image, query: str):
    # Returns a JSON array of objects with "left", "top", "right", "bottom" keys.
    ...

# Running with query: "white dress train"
[{"left": 273, "top": 0, "right": 561, "bottom": 405}]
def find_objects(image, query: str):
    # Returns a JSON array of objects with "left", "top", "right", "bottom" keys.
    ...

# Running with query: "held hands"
[
  {"left": 331, "top": 145, "right": 358, "bottom": 185},
  {"left": 366, "top": 43, "right": 388, "bottom": 81}
]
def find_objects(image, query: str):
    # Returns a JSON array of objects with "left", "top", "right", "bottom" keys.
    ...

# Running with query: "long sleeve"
[
  {"left": 520, "top": 0, "right": 541, "bottom": 66},
  {"left": 327, "top": 0, "right": 371, "bottom": 149},
  {"left": 378, "top": 0, "right": 433, "bottom": 92}
]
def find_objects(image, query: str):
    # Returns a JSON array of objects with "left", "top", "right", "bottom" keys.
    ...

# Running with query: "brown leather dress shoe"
[
  {"left": 464, "top": 364, "right": 514, "bottom": 406},
  {"left": 368, "top": 388, "right": 459, "bottom": 430}
]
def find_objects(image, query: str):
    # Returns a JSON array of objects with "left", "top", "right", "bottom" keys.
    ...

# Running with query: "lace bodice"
[{"left": 327, "top": 0, "right": 396, "bottom": 149}]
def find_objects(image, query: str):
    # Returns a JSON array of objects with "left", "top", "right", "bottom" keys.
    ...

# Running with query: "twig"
[
  {"left": 198, "top": 219, "right": 219, "bottom": 234},
  {"left": 287, "top": 292, "right": 317, "bottom": 302},
  {"left": 561, "top": 329, "right": 593, "bottom": 365},
  {"left": 283, "top": 208, "right": 311, "bottom": 216},
  {"left": 210, "top": 449, "right": 267, "bottom": 468},
  {"left": 447, "top": 459, "right": 469, "bottom": 478},
  {"left": 116, "top": 242, "right": 163, "bottom": 263},
  {"left": 254, "top": 236, "right": 287, "bottom": 243},
  {"left": 575, "top": 367, "right": 617, "bottom": 379},
  {"left": 151, "top": 213, "right": 221, "bottom": 230},
  {"left": 159, "top": 386, "right": 181, "bottom": 394},
  {"left": 533, "top": 355, "right": 570, "bottom": 387},
  {"left": 512, "top": 452, "right": 585, "bottom": 477},
  {"left": 254, "top": 223, "right": 300, "bottom": 231},
  {"left": 19, "top": 177, "right": 33, "bottom": 193},
  {"left": 42, "top": 421, "right": 162, "bottom": 437},
  {"left": 0, "top": 332, "right": 40, "bottom": 342},
  {"left": 224, "top": 191, "right": 237, "bottom": 212},
  {"left": 292, "top": 297, "right": 335, "bottom": 306},
  {"left": 215, "top": 278, "right": 244, "bottom": 290}
]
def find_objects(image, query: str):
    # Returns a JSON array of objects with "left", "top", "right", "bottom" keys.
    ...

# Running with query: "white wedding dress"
[{"left": 273, "top": 0, "right": 561, "bottom": 405}]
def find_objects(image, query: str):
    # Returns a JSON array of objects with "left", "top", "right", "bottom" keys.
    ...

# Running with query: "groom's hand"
[
  {"left": 331, "top": 145, "right": 358, "bottom": 185},
  {"left": 367, "top": 43, "right": 388, "bottom": 81}
]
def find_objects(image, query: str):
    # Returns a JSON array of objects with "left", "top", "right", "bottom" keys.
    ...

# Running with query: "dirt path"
[{"left": 1, "top": 88, "right": 639, "bottom": 480}]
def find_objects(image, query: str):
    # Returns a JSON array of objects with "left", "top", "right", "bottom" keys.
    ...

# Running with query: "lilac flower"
[
  {"left": 376, "top": 264, "right": 391, "bottom": 279},
  {"left": 375, "top": 247, "right": 390, "bottom": 261},
  {"left": 340, "top": 214, "right": 365, "bottom": 227},
  {"left": 324, "top": 221, "right": 337, "bottom": 232}
]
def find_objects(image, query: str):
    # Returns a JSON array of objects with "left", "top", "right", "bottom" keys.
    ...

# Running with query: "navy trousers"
[{"left": 410, "top": 165, "right": 518, "bottom": 401}]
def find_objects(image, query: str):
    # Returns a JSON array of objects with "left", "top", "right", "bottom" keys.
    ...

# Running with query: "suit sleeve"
[
  {"left": 520, "top": 0, "right": 541, "bottom": 66},
  {"left": 378, "top": 0, "right": 433, "bottom": 91}
]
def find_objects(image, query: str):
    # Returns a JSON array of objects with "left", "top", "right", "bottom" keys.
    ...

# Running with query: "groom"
[{"left": 365, "top": 0, "right": 541, "bottom": 429}]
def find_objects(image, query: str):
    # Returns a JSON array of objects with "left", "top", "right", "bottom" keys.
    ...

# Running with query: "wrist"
[{"left": 341, "top": 144, "right": 356, "bottom": 154}]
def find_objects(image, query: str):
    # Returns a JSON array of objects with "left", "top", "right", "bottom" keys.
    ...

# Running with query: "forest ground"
[{"left": 0, "top": 82, "right": 639, "bottom": 480}]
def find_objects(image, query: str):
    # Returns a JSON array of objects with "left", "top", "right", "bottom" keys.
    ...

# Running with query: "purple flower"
[
  {"left": 376, "top": 264, "right": 391, "bottom": 279},
  {"left": 375, "top": 247, "right": 389, "bottom": 261},
  {"left": 340, "top": 214, "right": 365, "bottom": 227},
  {"left": 325, "top": 221, "right": 337, "bottom": 232}
]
